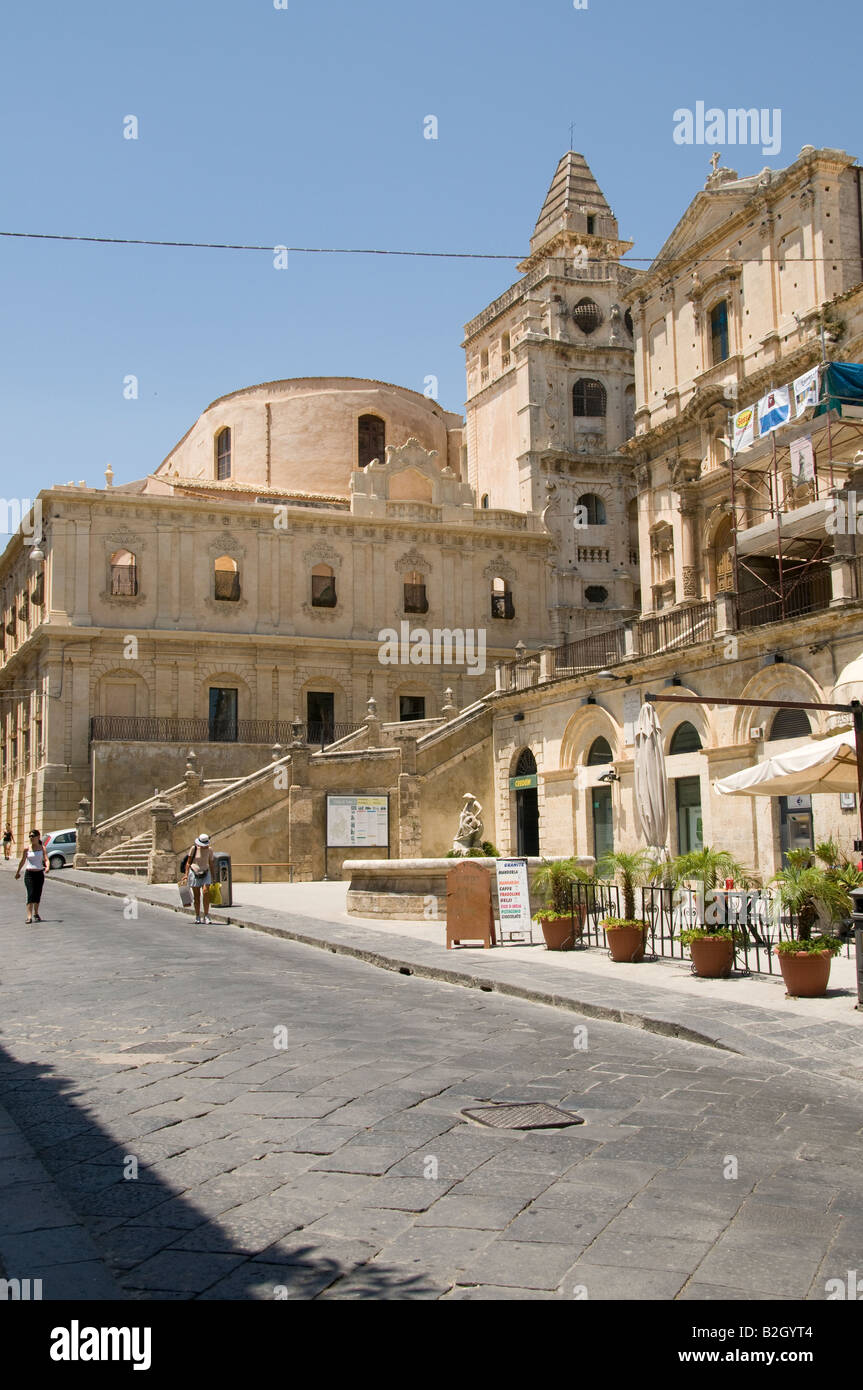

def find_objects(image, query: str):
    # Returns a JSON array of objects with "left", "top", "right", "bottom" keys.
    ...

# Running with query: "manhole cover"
[{"left": 461, "top": 1103, "right": 584, "bottom": 1130}]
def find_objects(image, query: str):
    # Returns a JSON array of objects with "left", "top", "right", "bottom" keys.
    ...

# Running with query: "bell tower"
[{"left": 463, "top": 151, "right": 643, "bottom": 641}]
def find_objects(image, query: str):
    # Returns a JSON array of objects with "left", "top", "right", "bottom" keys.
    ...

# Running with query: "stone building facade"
[{"left": 0, "top": 377, "right": 552, "bottom": 844}]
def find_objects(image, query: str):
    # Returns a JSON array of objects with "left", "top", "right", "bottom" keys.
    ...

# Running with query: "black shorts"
[{"left": 24, "top": 869, "right": 44, "bottom": 904}]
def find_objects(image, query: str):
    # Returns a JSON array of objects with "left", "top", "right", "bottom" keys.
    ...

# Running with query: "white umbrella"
[
  {"left": 713, "top": 730, "right": 858, "bottom": 798},
  {"left": 634, "top": 702, "right": 669, "bottom": 859}
]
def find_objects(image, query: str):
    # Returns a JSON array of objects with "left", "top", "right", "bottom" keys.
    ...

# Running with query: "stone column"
[
  {"left": 365, "top": 697, "right": 381, "bottom": 749},
  {"left": 829, "top": 556, "right": 856, "bottom": 606},
  {"left": 148, "top": 795, "right": 176, "bottom": 884},
  {"left": 73, "top": 796, "right": 92, "bottom": 866},
  {"left": 677, "top": 492, "right": 699, "bottom": 604},
  {"left": 183, "top": 750, "right": 202, "bottom": 804},
  {"left": 397, "top": 774, "right": 422, "bottom": 858}
]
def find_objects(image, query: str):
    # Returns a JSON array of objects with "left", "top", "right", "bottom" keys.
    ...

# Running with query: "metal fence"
[
  {"left": 553, "top": 625, "right": 627, "bottom": 678},
  {"left": 565, "top": 880, "right": 851, "bottom": 977},
  {"left": 638, "top": 601, "right": 716, "bottom": 656}
]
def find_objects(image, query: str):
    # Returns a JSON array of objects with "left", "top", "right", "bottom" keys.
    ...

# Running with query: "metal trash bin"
[{"left": 213, "top": 851, "right": 232, "bottom": 908}]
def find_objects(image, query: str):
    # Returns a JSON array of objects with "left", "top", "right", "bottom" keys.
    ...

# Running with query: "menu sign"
[{"left": 495, "top": 858, "right": 532, "bottom": 938}]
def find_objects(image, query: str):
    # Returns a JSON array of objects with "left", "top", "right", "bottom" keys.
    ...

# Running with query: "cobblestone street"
[{"left": 1, "top": 875, "right": 862, "bottom": 1301}]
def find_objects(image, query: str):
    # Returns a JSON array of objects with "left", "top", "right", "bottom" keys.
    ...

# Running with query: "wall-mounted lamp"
[
  {"left": 596, "top": 669, "right": 633, "bottom": 684},
  {"left": 597, "top": 769, "right": 619, "bottom": 783}
]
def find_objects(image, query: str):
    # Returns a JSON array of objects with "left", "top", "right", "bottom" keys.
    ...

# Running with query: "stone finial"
[
  {"left": 290, "top": 719, "right": 305, "bottom": 747},
  {"left": 366, "top": 696, "right": 378, "bottom": 722},
  {"left": 76, "top": 796, "right": 91, "bottom": 825},
  {"left": 271, "top": 742, "right": 283, "bottom": 762},
  {"left": 441, "top": 688, "right": 457, "bottom": 718},
  {"left": 105, "top": 463, "right": 114, "bottom": 488}
]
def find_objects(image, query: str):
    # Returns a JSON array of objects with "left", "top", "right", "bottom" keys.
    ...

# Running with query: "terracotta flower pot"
[
  {"left": 689, "top": 936, "right": 734, "bottom": 979},
  {"left": 605, "top": 922, "right": 646, "bottom": 962},
  {"left": 775, "top": 947, "right": 833, "bottom": 998},
  {"left": 537, "top": 905, "right": 585, "bottom": 951}
]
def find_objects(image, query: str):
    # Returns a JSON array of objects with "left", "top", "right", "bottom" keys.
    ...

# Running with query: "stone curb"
[{"left": 47, "top": 871, "right": 814, "bottom": 1062}]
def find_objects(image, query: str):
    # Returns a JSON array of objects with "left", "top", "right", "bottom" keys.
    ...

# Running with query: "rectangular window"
[
  {"left": 399, "top": 695, "right": 426, "bottom": 722},
  {"left": 208, "top": 687, "right": 238, "bottom": 742},
  {"left": 306, "top": 691, "right": 335, "bottom": 746},
  {"left": 710, "top": 301, "right": 729, "bottom": 364},
  {"left": 110, "top": 564, "right": 138, "bottom": 597},
  {"left": 675, "top": 777, "right": 703, "bottom": 855},
  {"left": 214, "top": 569, "right": 241, "bottom": 601},
  {"left": 403, "top": 583, "right": 428, "bottom": 614},
  {"left": 491, "top": 591, "right": 514, "bottom": 620},
  {"left": 311, "top": 573, "right": 337, "bottom": 607}
]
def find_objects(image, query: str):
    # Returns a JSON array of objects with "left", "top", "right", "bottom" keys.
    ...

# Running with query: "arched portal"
[{"left": 512, "top": 747, "right": 539, "bottom": 857}]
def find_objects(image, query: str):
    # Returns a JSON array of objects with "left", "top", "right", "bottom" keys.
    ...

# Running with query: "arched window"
[
  {"left": 573, "top": 378, "right": 607, "bottom": 417},
  {"left": 216, "top": 428, "right": 232, "bottom": 480},
  {"left": 500, "top": 332, "right": 511, "bottom": 368},
  {"left": 490, "top": 576, "right": 514, "bottom": 620},
  {"left": 587, "top": 737, "right": 613, "bottom": 766},
  {"left": 710, "top": 300, "right": 729, "bottom": 365},
  {"left": 358, "top": 414, "right": 385, "bottom": 469},
  {"left": 110, "top": 549, "right": 137, "bottom": 597},
  {"left": 577, "top": 493, "right": 607, "bottom": 526},
  {"left": 311, "top": 563, "right": 337, "bottom": 608},
  {"left": 624, "top": 384, "right": 636, "bottom": 440},
  {"left": 515, "top": 747, "right": 537, "bottom": 776},
  {"left": 572, "top": 298, "right": 603, "bottom": 335},
  {"left": 669, "top": 722, "right": 702, "bottom": 754},
  {"left": 403, "top": 570, "right": 428, "bottom": 614},
  {"left": 214, "top": 554, "right": 240, "bottom": 602},
  {"left": 769, "top": 708, "right": 811, "bottom": 740},
  {"left": 713, "top": 515, "right": 735, "bottom": 593}
]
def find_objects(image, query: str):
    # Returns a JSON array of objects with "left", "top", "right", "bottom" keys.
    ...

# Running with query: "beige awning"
[{"left": 713, "top": 731, "right": 858, "bottom": 797}]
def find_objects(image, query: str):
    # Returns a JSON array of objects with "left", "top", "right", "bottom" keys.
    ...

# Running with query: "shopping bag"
[
  {"left": 209, "top": 881, "right": 222, "bottom": 907},
  {"left": 178, "top": 881, "right": 193, "bottom": 908}
]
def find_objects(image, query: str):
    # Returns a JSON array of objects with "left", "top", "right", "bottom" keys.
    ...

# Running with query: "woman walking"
[
  {"left": 182, "top": 833, "right": 215, "bottom": 924},
  {"left": 2, "top": 824, "right": 13, "bottom": 860},
  {"left": 15, "top": 830, "right": 48, "bottom": 923}
]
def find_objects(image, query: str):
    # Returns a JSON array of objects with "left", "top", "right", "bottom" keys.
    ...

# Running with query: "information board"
[
  {"left": 326, "top": 795, "right": 389, "bottom": 848},
  {"left": 495, "top": 858, "right": 533, "bottom": 938}
]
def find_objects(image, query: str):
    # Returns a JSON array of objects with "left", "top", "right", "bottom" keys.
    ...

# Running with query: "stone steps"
[{"left": 86, "top": 832, "right": 153, "bottom": 876}]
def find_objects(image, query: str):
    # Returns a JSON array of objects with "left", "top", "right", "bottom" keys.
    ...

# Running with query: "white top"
[{"left": 25, "top": 847, "right": 45, "bottom": 870}]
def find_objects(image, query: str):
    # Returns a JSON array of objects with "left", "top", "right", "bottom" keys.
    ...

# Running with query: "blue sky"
[{"left": 1, "top": 0, "right": 860, "bottom": 497}]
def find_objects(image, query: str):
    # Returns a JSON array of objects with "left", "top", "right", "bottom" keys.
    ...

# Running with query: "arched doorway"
[{"left": 512, "top": 748, "right": 539, "bottom": 856}]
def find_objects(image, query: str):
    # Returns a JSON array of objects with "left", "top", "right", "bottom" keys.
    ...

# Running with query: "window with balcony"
[
  {"left": 216, "top": 427, "right": 232, "bottom": 480},
  {"left": 490, "top": 576, "right": 514, "bottom": 620},
  {"left": 573, "top": 378, "right": 607, "bottom": 417},
  {"left": 403, "top": 571, "right": 428, "bottom": 614},
  {"left": 358, "top": 414, "right": 385, "bottom": 469},
  {"left": 214, "top": 555, "right": 240, "bottom": 602},
  {"left": 311, "top": 563, "right": 337, "bottom": 608},
  {"left": 110, "top": 549, "right": 138, "bottom": 597}
]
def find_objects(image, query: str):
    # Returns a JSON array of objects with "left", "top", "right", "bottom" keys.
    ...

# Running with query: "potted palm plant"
[
  {"left": 596, "top": 849, "right": 653, "bottom": 962},
  {"left": 531, "top": 858, "right": 591, "bottom": 950},
  {"left": 771, "top": 849, "right": 852, "bottom": 997},
  {"left": 668, "top": 846, "right": 751, "bottom": 979}
]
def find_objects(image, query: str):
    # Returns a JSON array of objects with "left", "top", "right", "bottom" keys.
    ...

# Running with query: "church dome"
[{"left": 153, "top": 377, "right": 464, "bottom": 499}]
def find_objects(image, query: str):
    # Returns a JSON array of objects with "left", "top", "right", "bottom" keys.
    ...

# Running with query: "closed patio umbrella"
[
  {"left": 634, "top": 701, "right": 669, "bottom": 860},
  {"left": 713, "top": 729, "right": 858, "bottom": 798}
]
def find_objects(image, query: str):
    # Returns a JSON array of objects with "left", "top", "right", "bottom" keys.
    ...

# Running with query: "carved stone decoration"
[
  {"left": 207, "top": 532, "right": 245, "bottom": 562},
  {"left": 681, "top": 566, "right": 699, "bottom": 598},
  {"left": 302, "top": 542, "right": 343, "bottom": 571},
  {"left": 395, "top": 548, "right": 433, "bottom": 575},
  {"left": 482, "top": 555, "right": 517, "bottom": 583}
]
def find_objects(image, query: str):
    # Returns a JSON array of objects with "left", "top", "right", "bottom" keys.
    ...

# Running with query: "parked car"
[{"left": 43, "top": 828, "right": 77, "bottom": 869}]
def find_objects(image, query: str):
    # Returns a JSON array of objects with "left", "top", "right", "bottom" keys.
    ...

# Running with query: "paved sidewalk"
[{"left": 53, "top": 870, "right": 863, "bottom": 1081}]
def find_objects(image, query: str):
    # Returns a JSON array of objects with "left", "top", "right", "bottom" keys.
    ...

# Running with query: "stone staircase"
[{"left": 86, "top": 832, "right": 153, "bottom": 877}]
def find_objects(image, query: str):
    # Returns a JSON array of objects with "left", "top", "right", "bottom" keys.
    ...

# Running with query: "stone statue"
[{"left": 452, "top": 792, "right": 484, "bottom": 855}]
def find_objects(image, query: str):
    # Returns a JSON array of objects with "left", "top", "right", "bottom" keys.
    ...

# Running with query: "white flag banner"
[
  {"left": 790, "top": 435, "right": 815, "bottom": 484},
  {"left": 793, "top": 366, "right": 820, "bottom": 417},
  {"left": 758, "top": 385, "right": 792, "bottom": 436},
  {"left": 733, "top": 404, "right": 756, "bottom": 451}
]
